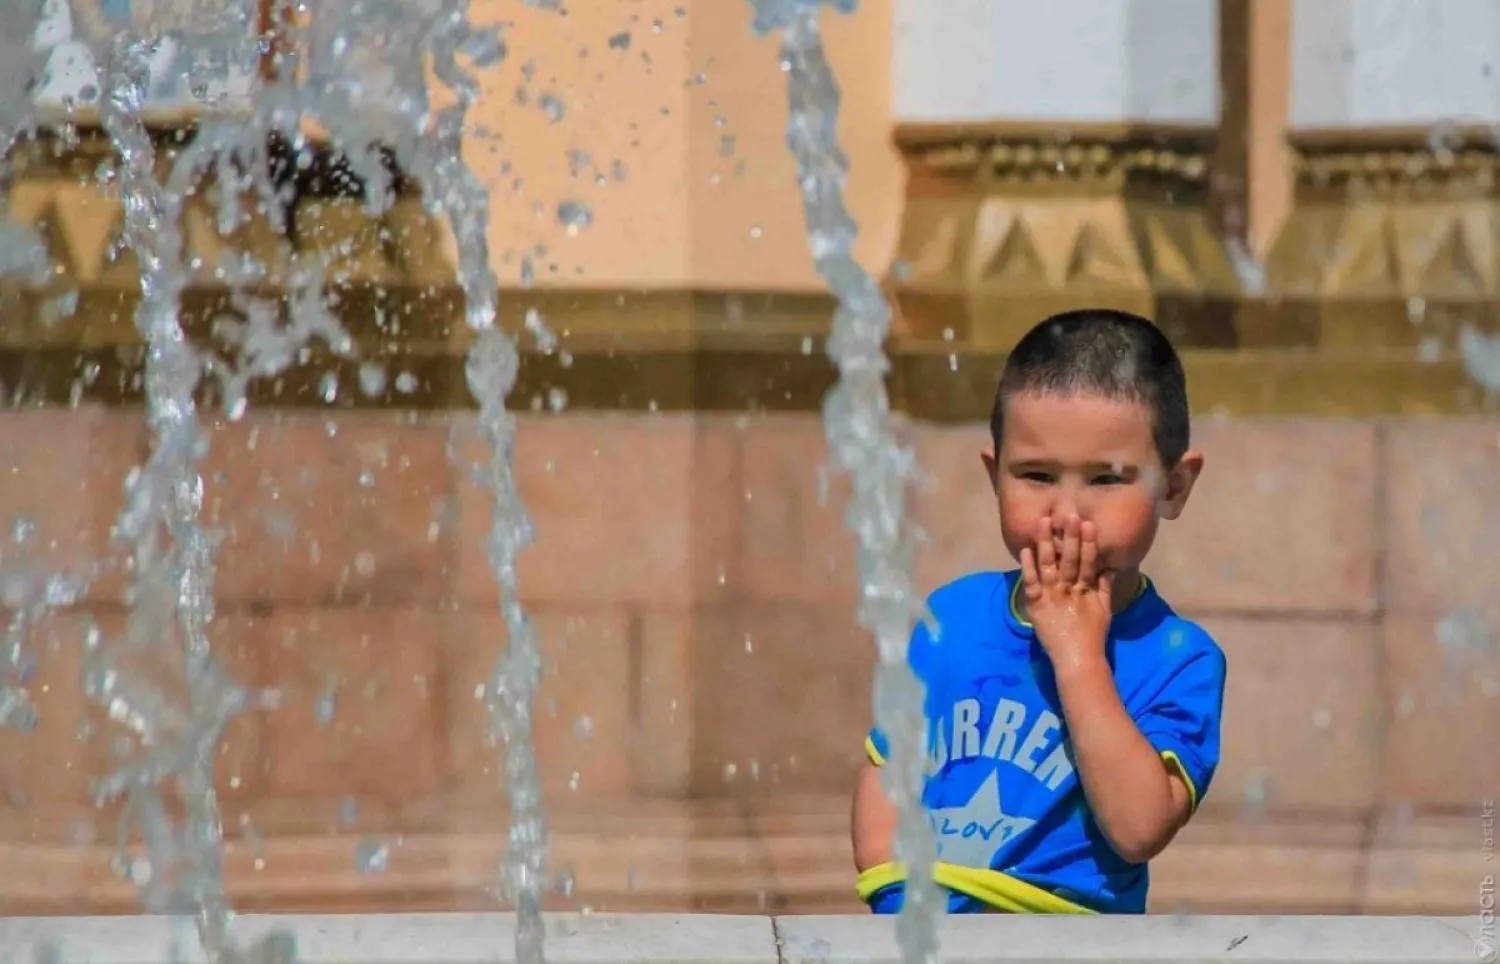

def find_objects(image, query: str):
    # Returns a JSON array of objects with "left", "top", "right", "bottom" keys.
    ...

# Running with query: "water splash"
[
  {"left": 361, "top": 6, "right": 551, "bottom": 961},
  {"left": 4, "top": 4, "right": 542, "bottom": 963},
  {"left": 92, "top": 39, "right": 253, "bottom": 960},
  {"left": 0, "top": 519, "right": 94, "bottom": 734},
  {"left": 746, "top": 3, "right": 940, "bottom": 963},
  {"left": 1458, "top": 324, "right": 1500, "bottom": 393},
  {"left": 300, "top": 3, "right": 549, "bottom": 958}
]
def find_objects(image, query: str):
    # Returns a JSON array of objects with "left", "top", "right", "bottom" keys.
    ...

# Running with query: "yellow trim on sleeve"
[
  {"left": 1159, "top": 750, "right": 1199, "bottom": 813},
  {"left": 865, "top": 735, "right": 886, "bottom": 767},
  {"left": 856, "top": 861, "right": 906, "bottom": 901},
  {"left": 856, "top": 861, "right": 1096, "bottom": 915}
]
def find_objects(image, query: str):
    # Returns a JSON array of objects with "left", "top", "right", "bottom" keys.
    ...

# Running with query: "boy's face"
[{"left": 982, "top": 390, "right": 1202, "bottom": 581}]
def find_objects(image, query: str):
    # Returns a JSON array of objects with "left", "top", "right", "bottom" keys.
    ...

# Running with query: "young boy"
[{"left": 852, "top": 308, "right": 1226, "bottom": 915}]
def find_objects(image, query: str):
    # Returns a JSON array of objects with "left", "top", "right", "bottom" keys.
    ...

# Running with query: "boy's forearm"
[
  {"left": 851, "top": 761, "right": 898, "bottom": 870},
  {"left": 1052, "top": 655, "right": 1188, "bottom": 863}
]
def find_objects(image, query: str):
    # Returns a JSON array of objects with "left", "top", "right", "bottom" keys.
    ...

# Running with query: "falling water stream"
[{"left": 748, "top": 4, "right": 940, "bottom": 963}]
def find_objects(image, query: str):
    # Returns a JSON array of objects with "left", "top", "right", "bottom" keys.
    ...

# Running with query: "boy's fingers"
[
  {"left": 1059, "top": 515, "right": 1080, "bottom": 583},
  {"left": 1035, "top": 516, "right": 1057, "bottom": 581},
  {"left": 1078, "top": 520, "right": 1099, "bottom": 585},
  {"left": 1019, "top": 547, "right": 1040, "bottom": 597}
]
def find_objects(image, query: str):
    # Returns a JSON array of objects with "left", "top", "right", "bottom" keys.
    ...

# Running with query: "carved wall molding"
[
  {"left": 1260, "top": 127, "right": 1500, "bottom": 357},
  {"left": 2, "top": 125, "right": 450, "bottom": 306},
  {"left": 2, "top": 122, "right": 1492, "bottom": 417},
  {"left": 888, "top": 122, "right": 1241, "bottom": 353}
]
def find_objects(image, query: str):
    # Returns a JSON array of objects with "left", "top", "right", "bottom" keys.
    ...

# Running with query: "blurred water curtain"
[{"left": 11, "top": 3, "right": 540, "bottom": 963}]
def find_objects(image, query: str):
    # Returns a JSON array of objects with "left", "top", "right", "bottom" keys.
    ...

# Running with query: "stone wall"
[{"left": 0, "top": 406, "right": 1494, "bottom": 916}]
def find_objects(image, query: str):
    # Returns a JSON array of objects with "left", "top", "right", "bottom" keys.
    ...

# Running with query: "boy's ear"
[
  {"left": 981, "top": 449, "right": 999, "bottom": 490},
  {"left": 1158, "top": 450, "right": 1204, "bottom": 521}
]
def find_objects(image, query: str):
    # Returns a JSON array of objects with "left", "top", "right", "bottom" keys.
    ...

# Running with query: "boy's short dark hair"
[{"left": 989, "top": 308, "right": 1190, "bottom": 467}]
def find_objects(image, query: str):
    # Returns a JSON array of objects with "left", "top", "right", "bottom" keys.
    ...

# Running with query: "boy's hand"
[{"left": 1019, "top": 514, "right": 1113, "bottom": 672}]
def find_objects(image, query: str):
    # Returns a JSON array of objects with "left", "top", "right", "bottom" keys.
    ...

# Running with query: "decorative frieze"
[{"left": 889, "top": 122, "right": 1241, "bottom": 352}]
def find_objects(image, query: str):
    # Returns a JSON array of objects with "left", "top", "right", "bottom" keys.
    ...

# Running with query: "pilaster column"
[{"left": 889, "top": 0, "right": 1239, "bottom": 351}]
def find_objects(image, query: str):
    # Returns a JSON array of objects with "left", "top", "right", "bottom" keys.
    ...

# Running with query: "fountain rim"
[{"left": 0, "top": 912, "right": 1486, "bottom": 964}]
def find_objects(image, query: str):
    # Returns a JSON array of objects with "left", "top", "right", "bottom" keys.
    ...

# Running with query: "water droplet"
[
  {"left": 557, "top": 201, "right": 593, "bottom": 236},
  {"left": 355, "top": 839, "right": 389, "bottom": 875},
  {"left": 1241, "top": 770, "right": 1272, "bottom": 821},
  {"left": 525, "top": 308, "right": 558, "bottom": 354},
  {"left": 314, "top": 685, "right": 338, "bottom": 726},
  {"left": 749, "top": 224, "right": 762, "bottom": 239},
  {"left": 320, "top": 372, "right": 339, "bottom": 403},
  {"left": 546, "top": 387, "right": 568, "bottom": 412},
  {"left": 1427, "top": 120, "right": 1460, "bottom": 160},
  {"left": 538, "top": 93, "right": 566, "bottom": 122},
  {"left": 394, "top": 371, "right": 419, "bottom": 395},
  {"left": 1458, "top": 325, "right": 1500, "bottom": 391},
  {"left": 722, "top": 762, "right": 738, "bottom": 781},
  {"left": 358, "top": 363, "right": 387, "bottom": 396},
  {"left": 129, "top": 856, "right": 153, "bottom": 885}
]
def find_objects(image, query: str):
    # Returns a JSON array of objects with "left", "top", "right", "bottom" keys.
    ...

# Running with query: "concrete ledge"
[{"left": 0, "top": 914, "right": 1489, "bottom": 964}]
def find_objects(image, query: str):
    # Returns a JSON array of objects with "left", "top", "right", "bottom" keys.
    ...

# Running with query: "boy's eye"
[
  {"left": 1019, "top": 471, "right": 1053, "bottom": 483},
  {"left": 1090, "top": 474, "right": 1126, "bottom": 486}
]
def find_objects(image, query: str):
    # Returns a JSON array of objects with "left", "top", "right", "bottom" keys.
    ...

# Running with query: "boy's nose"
[{"left": 1049, "top": 492, "right": 1087, "bottom": 528}]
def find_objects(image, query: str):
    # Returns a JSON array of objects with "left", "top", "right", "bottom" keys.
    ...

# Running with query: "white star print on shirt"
[{"left": 928, "top": 771, "right": 1039, "bottom": 869}]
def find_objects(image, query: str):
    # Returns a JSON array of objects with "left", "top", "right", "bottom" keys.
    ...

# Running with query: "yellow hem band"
[{"left": 856, "top": 861, "right": 1095, "bottom": 915}]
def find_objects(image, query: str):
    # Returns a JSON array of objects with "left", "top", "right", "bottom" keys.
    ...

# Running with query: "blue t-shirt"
[{"left": 863, "top": 570, "right": 1225, "bottom": 915}]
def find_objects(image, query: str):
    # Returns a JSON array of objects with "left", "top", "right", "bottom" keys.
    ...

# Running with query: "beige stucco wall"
[{"left": 467, "top": 0, "right": 901, "bottom": 291}]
